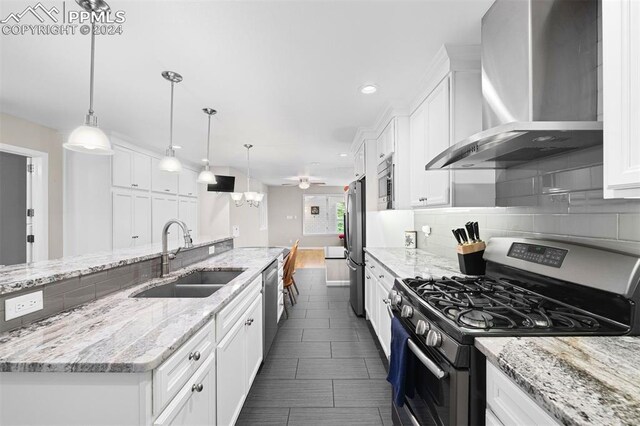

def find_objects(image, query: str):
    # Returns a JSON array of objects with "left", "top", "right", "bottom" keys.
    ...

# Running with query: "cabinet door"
[
  {"left": 112, "top": 146, "right": 132, "bottom": 188},
  {"left": 364, "top": 270, "right": 373, "bottom": 320},
  {"left": 178, "top": 198, "right": 198, "bottom": 237},
  {"left": 154, "top": 354, "right": 216, "bottom": 426},
  {"left": 354, "top": 144, "right": 365, "bottom": 179},
  {"left": 112, "top": 191, "right": 134, "bottom": 249},
  {"left": 376, "top": 279, "right": 392, "bottom": 358},
  {"left": 409, "top": 101, "right": 429, "bottom": 206},
  {"left": 245, "top": 295, "right": 263, "bottom": 387},
  {"left": 603, "top": 0, "right": 640, "bottom": 198},
  {"left": 179, "top": 169, "right": 198, "bottom": 197},
  {"left": 216, "top": 317, "right": 247, "bottom": 426},
  {"left": 152, "top": 158, "right": 179, "bottom": 194},
  {"left": 384, "top": 120, "right": 395, "bottom": 156},
  {"left": 424, "top": 77, "right": 451, "bottom": 206},
  {"left": 152, "top": 195, "right": 179, "bottom": 247},
  {"left": 369, "top": 275, "right": 379, "bottom": 334},
  {"left": 133, "top": 192, "right": 152, "bottom": 246},
  {"left": 132, "top": 151, "right": 151, "bottom": 190}
]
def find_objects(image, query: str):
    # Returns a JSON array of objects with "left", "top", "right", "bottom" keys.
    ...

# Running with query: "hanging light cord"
[
  {"left": 206, "top": 114, "right": 211, "bottom": 165},
  {"left": 88, "top": 22, "right": 96, "bottom": 119},
  {"left": 246, "top": 146, "right": 251, "bottom": 192},
  {"left": 169, "top": 81, "right": 175, "bottom": 150}
]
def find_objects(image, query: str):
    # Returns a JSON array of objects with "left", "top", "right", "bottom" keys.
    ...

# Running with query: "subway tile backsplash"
[
  {"left": 0, "top": 239, "right": 233, "bottom": 334},
  {"left": 414, "top": 147, "right": 640, "bottom": 261}
]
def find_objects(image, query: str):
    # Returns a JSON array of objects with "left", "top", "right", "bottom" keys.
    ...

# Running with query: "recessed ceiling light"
[
  {"left": 339, "top": 153, "right": 348, "bottom": 157},
  {"left": 173, "top": 145, "right": 182, "bottom": 149},
  {"left": 360, "top": 85, "right": 378, "bottom": 94}
]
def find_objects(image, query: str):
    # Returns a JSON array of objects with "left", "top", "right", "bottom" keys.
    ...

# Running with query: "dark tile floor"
[{"left": 237, "top": 268, "right": 392, "bottom": 426}]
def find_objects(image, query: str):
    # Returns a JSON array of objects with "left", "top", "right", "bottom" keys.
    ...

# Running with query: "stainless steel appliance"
[
  {"left": 377, "top": 156, "right": 394, "bottom": 210},
  {"left": 262, "top": 259, "right": 278, "bottom": 358},
  {"left": 346, "top": 179, "right": 366, "bottom": 316},
  {"left": 426, "top": 0, "right": 602, "bottom": 170},
  {"left": 387, "top": 237, "right": 640, "bottom": 425}
]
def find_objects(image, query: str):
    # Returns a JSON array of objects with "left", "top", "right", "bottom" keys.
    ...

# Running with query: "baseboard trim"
[{"left": 326, "top": 280, "right": 349, "bottom": 287}]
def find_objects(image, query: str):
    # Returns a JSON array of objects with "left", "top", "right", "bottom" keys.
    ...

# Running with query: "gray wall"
[
  {"left": 0, "top": 151, "right": 27, "bottom": 265},
  {"left": 268, "top": 185, "right": 346, "bottom": 248},
  {"left": 414, "top": 146, "right": 640, "bottom": 260}
]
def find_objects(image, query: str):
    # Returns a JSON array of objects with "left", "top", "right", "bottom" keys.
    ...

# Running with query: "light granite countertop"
[
  {"left": 476, "top": 336, "right": 640, "bottom": 426},
  {"left": 0, "top": 247, "right": 285, "bottom": 373},
  {"left": 364, "top": 247, "right": 463, "bottom": 279},
  {"left": 0, "top": 237, "right": 232, "bottom": 295}
]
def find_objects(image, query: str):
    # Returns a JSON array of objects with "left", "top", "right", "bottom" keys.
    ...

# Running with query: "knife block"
[{"left": 456, "top": 242, "right": 486, "bottom": 275}]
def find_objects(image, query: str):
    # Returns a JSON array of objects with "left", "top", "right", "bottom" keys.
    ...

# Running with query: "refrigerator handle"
[
  {"left": 345, "top": 257, "right": 358, "bottom": 271},
  {"left": 345, "top": 192, "right": 351, "bottom": 253}
]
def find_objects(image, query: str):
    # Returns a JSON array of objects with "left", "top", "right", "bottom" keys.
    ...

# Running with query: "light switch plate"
[
  {"left": 232, "top": 225, "right": 240, "bottom": 238},
  {"left": 5, "top": 290, "right": 43, "bottom": 321},
  {"left": 208, "top": 245, "right": 216, "bottom": 255}
]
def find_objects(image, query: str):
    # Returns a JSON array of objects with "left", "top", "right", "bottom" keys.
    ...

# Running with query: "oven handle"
[
  {"left": 407, "top": 340, "right": 448, "bottom": 380},
  {"left": 386, "top": 305, "right": 448, "bottom": 380},
  {"left": 403, "top": 402, "right": 421, "bottom": 426}
]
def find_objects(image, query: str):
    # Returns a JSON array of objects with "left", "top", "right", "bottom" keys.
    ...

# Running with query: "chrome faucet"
[{"left": 161, "top": 219, "right": 194, "bottom": 276}]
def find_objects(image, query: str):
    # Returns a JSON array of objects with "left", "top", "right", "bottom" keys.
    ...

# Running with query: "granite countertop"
[
  {"left": 364, "top": 247, "right": 462, "bottom": 278},
  {"left": 0, "top": 247, "right": 285, "bottom": 373},
  {"left": 476, "top": 336, "right": 640, "bottom": 426},
  {"left": 0, "top": 237, "right": 232, "bottom": 295}
]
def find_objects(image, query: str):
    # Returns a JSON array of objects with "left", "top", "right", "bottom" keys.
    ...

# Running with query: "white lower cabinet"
[
  {"left": 153, "top": 194, "right": 180, "bottom": 248},
  {"left": 365, "top": 254, "right": 394, "bottom": 359},
  {"left": 112, "top": 189, "right": 152, "bottom": 249},
  {"left": 245, "top": 297, "right": 263, "bottom": 386},
  {"left": 376, "top": 277, "right": 392, "bottom": 358},
  {"left": 486, "top": 362, "right": 559, "bottom": 426}
]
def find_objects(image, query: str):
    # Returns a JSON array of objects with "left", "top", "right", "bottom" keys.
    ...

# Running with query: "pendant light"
[
  {"left": 158, "top": 71, "right": 183, "bottom": 173},
  {"left": 231, "top": 144, "right": 264, "bottom": 207},
  {"left": 63, "top": 0, "right": 113, "bottom": 155},
  {"left": 197, "top": 108, "right": 217, "bottom": 184}
]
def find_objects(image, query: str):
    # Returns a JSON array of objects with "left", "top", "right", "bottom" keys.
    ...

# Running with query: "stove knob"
[
  {"left": 392, "top": 293, "right": 403, "bottom": 307},
  {"left": 425, "top": 330, "right": 442, "bottom": 348},
  {"left": 415, "top": 320, "right": 429, "bottom": 336},
  {"left": 400, "top": 305, "right": 413, "bottom": 318}
]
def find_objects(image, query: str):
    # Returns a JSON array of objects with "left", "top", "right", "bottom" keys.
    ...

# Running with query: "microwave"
[{"left": 377, "top": 156, "right": 394, "bottom": 210}]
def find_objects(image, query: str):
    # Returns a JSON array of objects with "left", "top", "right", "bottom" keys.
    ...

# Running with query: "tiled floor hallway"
[{"left": 237, "top": 268, "right": 392, "bottom": 426}]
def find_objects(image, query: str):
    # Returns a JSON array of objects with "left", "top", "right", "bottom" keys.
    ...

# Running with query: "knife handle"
[
  {"left": 458, "top": 228, "right": 469, "bottom": 243},
  {"left": 473, "top": 222, "right": 480, "bottom": 241},
  {"left": 465, "top": 222, "right": 476, "bottom": 241},
  {"left": 452, "top": 229, "right": 462, "bottom": 245}
]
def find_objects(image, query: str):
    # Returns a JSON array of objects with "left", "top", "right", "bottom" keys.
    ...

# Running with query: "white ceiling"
[{"left": 0, "top": 0, "right": 493, "bottom": 186}]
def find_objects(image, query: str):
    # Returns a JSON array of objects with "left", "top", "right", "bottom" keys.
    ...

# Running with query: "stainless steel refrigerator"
[{"left": 345, "top": 178, "right": 365, "bottom": 316}]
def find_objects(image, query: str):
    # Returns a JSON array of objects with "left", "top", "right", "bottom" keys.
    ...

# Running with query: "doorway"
[{"left": 0, "top": 144, "right": 48, "bottom": 265}]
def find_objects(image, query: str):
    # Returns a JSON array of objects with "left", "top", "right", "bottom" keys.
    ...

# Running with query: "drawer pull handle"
[
  {"left": 379, "top": 275, "right": 384, "bottom": 279},
  {"left": 191, "top": 383, "right": 204, "bottom": 393},
  {"left": 245, "top": 318, "right": 254, "bottom": 326},
  {"left": 188, "top": 351, "right": 201, "bottom": 361}
]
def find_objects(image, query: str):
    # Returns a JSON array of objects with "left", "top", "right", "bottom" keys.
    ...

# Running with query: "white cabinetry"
[
  {"left": 486, "top": 362, "right": 559, "bottom": 426},
  {"left": 152, "top": 158, "right": 179, "bottom": 194},
  {"left": 603, "top": 0, "right": 640, "bottom": 198},
  {"left": 178, "top": 197, "right": 198, "bottom": 237},
  {"left": 409, "top": 46, "right": 495, "bottom": 208},
  {"left": 179, "top": 168, "right": 198, "bottom": 197},
  {"left": 376, "top": 277, "right": 392, "bottom": 358},
  {"left": 112, "top": 190, "right": 151, "bottom": 249},
  {"left": 153, "top": 194, "right": 179, "bottom": 248},
  {"left": 354, "top": 143, "right": 366, "bottom": 179},
  {"left": 112, "top": 146, "right": 151, "bottom": 190},
  {"left": 376, "top": 120, "right": 395, "bottom": 161},
  {"left": 365, "top": 254, "right": 394, "bottom": 359},
  {"left": 216, "top": 278, "right": 263, "bottom": 426}
]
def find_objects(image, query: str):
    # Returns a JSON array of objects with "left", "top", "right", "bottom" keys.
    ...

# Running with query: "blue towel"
[{"left": 386, "top": 317, "right": 415, "bottom": 407}]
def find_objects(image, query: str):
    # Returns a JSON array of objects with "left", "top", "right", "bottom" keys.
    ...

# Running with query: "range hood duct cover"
[{"left": 427, "top": 0, "right": 601, "bottom": 170}]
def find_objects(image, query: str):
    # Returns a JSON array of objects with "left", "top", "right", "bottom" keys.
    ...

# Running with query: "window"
[{"left": 303, "top": 194, "right": 345, "bottom": 235}]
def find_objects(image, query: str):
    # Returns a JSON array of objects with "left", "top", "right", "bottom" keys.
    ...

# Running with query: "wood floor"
[{"left": 295, "top": 249, "right": 326, "bottom": 269}]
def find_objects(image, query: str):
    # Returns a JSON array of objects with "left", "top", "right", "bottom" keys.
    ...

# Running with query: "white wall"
[
  {"left": 268, "top": 185, "right": 346, "bottom": 248},
  {"left": 366, "top": 210, "right": 415, "bottom": 248},
  {"left": 198, "top": 167, "right": 269, "bottom": 247}
]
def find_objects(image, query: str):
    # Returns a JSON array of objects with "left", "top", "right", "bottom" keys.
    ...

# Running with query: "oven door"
[{"left": 388, "top": 308, "right": 470, "bottom": 426}]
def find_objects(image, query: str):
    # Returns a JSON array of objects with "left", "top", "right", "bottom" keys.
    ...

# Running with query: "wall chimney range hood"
[{"left": 426, "top": 0, "right": 601, "bottom": 170}]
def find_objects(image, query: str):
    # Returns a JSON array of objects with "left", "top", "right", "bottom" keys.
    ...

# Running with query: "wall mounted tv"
[{"left": 207, "top": 175, "right": 235, "bottom": 193}]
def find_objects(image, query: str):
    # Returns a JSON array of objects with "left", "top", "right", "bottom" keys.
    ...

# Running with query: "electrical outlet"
[
  {"left": 232, "top": 225, "right": 240, "bottom": 238},
  {"left": 5, "top": 290, "right": 43, "bottom": 321},
  {"left": 208, "top": 245, "right": 216, "bottom": 255}
]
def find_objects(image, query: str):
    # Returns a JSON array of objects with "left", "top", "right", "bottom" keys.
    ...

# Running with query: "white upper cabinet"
[
  {"left": 178, "top": 168, "right": 198, "bottom": 197},
  {"left": 354, "top": 143, "right": 366, "bottom": 179},
  {"left": 376, "top": 120, "right": 395, "bottom": 162},
  {"left": 603, "top": 0, "right": 640, "bottom": 198},
  {"left": 409, "top": 45, "right": 495, "bottom": 208},
  {"left": 152, "top": 158, "right": 179, "bottom": 194},
  {"left": 112, "top": 146, "right": 151, "bottom": 190},
  {"left": 112, "top": 190, "right": 152, "bottom": 249}
]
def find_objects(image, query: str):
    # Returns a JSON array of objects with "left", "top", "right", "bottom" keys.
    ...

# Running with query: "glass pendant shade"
[
  {"left": 244, "top": 191, "right": 258, "bottom": 201},
  {"left": 64, "top": 124, "right": 113, "bottom": 155},
  {"left": 299, "top": 181, "right": 311, "bottom": 189},
  {"left": 197, "top": 167, "right": 216, "bottom": 184},
  {"left": 230, "top": 192, "right": 243, "bottom": 201},
  {"left": 159, "top": 148, "right": 182, "bottom": 173},
  {"left": 255, "top": 193, "right": 265, "bottom": 202}
]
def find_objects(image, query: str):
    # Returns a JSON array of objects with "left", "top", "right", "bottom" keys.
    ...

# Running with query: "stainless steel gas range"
[{"left": 388, "top": 237, "right": 640, "bottom": 426}]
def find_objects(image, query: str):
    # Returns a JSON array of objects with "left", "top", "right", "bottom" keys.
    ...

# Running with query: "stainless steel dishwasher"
[{"left": 262, "top": 259, "right": 278, "bottom": 358}]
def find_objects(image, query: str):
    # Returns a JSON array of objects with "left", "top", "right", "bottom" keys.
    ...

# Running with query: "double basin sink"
[{"left": 133, "top": 269, "right": 245, "bottom": 298}]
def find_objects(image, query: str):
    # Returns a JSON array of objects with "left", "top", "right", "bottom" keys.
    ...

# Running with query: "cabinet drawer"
[
  {"left": 153, "top": 319, "right": 215, "bottom": 416},
  {"left": 154, "top": 353, "right": 215, "bottom": 426},
  {"left": 365, "top": 257, "right": 395, "bottom": 291},
  {"left": 486, "top": 362, "right": 559, "bottom": 426},
  {"left": 216, "top": 276, "right": 262, "bottom": 341}
]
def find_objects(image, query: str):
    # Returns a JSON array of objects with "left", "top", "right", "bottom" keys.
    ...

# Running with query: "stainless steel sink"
[{"left": 132, "top": 269, "right": 245, "bottom": 298}]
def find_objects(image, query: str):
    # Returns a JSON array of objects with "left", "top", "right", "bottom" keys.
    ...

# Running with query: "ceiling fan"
[{"left": 282, "top": 176, "right": 326, "bottom": 189}]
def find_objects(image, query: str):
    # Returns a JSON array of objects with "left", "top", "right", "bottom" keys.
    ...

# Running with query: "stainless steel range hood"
[{"left": 426, "top": 0, "right": 601, "bottom": 170}]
